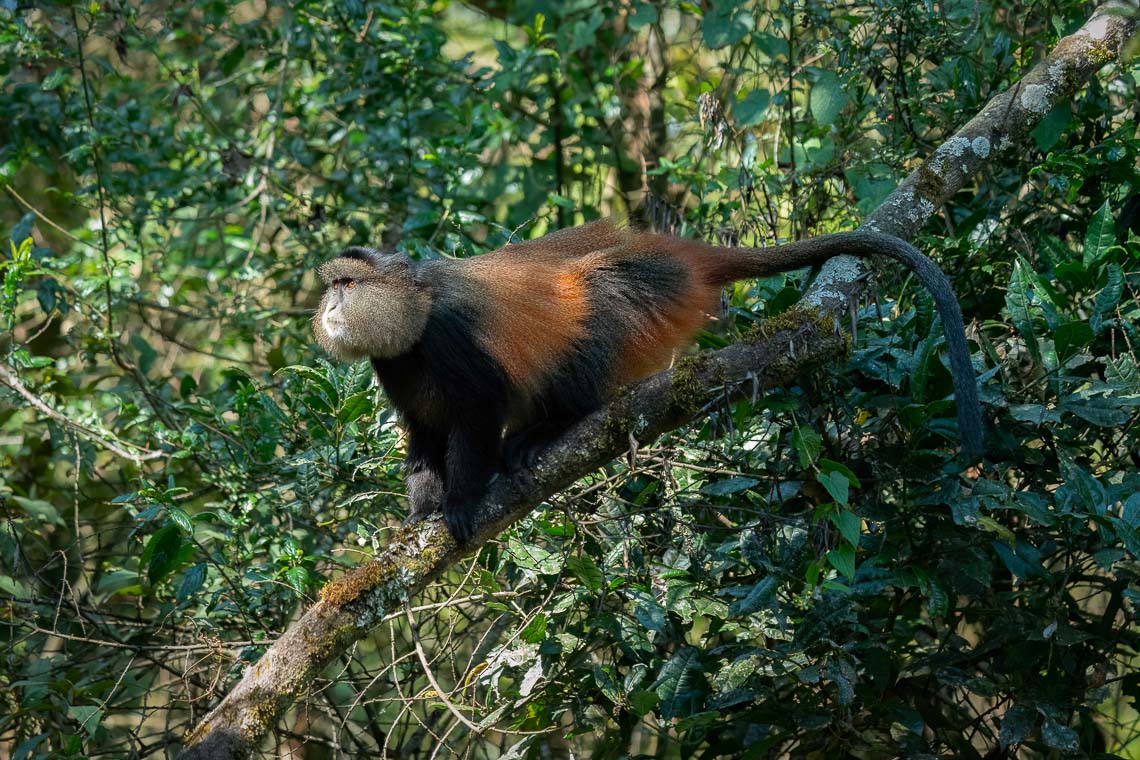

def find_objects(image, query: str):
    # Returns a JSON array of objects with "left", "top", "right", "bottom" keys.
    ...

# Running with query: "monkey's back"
[{"left": 451, "top": 221, "right": 723, "bottom": 404}]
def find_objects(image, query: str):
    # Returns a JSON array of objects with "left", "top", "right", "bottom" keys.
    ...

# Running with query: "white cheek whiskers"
[{"left": 322, "top": 311, "right": 347, "bottom": 340}]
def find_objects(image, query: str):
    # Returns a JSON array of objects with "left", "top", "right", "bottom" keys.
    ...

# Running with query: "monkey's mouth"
[{"left": 322, "top": 313, "right": 348, "bottom": 337}]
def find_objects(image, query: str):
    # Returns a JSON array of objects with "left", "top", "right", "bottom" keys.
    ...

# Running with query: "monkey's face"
[{"left": 314, "top": 250, "right": 430, "bottom": 360}]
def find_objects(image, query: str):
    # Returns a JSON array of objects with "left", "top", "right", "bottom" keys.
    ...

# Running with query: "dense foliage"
[{"left": 1, "top": 1, "right": 1138, "bottom": 757}]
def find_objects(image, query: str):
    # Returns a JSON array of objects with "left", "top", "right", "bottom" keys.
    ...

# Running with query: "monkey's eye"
[{"left": 344, "top": 280, "right": 355, "bottom": 290}]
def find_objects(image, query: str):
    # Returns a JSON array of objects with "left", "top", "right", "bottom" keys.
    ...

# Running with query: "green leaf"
[
  {"left": 520, "top": 613, "right": 547, "bottom": 644},
  {"left": 629, "top": 689, "right": 659, "bottom": 717},
  {"left": 809, "top": 70, "right": 849, "bottom": 127},
  {"left": 628, "top": 3, "right": 659, "bottom": 30},
  {"left": 176, "top": 563, "right": 207, "bottom": 604},
  {"left": 1053, "top": 320, "right": 1093, "bottom": 361},
  {"left": 630, "top": 589, "right": 667, "bottom": 633},
  {"left": 1058, "top": 455, "right": 1108, "bottom": 514},
  {"left": 791, "top": 425, "right": 821, "bottom": 468},
  {"left": 284, "top": 566, "right": 309, "bottom": 594},
  {"left": 728, "top": 577, "right": 778, "bottom": 616},
  {"left": 1090, "top": 263, "right": 1123, "bottom": 334},
  {"left": 142, "top": 525, "right": 182, "bottom": 585},
  {"left": 1082, "top": 201, "right": 1115, "bottom": 268},
  {"left": 10, "top": 496, "right": 65, "bottom": 527},
  {"left": 1040, "top": 719, "right": 1079, "bottom": 752},
  {"left": 1005, "top": 257, "right": 1042, "bottom": 366},
  {"left": 1121, "top": 493, "right": 1140, "bottom": 529},
  {"left": 816, "top": 471, "right": 850, "bottom": 507},
  {"left": 702, "top": 4, "right": 753, "bottom": 49},
  {"left": 653, "top": 646, "right": 706, "bottom": 719},
  {"left": 735, "top": 89, "right": 770, "bottom": 127},
  {"left": 1030, "top": 103, "right": 1071, "bottom": 151},
  {"left": 829, "top": 511, "right": 861, "bottom": 547},
  {"left": 337, "top": 391, "right": 374, "bottom": 425},
  {"left": 1061, "top": 395, "right": 1132, "bottom": 428},
  {"left": 566, "top": 555, "right": 603, "bottom": 592},
  {"left": 999, "top": 704, "right": 1036, "bottom": 747},
  {"left": 910, "top": 317, "right": 941, "bottom": 403},
  {"left": 41, "top": 68, "right": 69, "bottom": 91},
  {"left": 700, "top": 476, "right": 759, "bottom": 496},
  {"left": 166, "top": 506, "right": 193, "bottom": 535},
  {"left": 67, "top": 705, "right": 102, "bottom": 736},
  {"left": 507, "top": 537, "right": 564, "bottom": 575},
  {"left": 818, "top": 459, "right": 861, "bottom": 489},
  {"left": 826, "top": 545, "right": 855, "bottom": 581}
]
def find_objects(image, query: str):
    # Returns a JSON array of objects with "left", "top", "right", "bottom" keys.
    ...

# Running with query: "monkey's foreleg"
[{"left": 403, "top": 420, "right": 447, "bottom": 522}]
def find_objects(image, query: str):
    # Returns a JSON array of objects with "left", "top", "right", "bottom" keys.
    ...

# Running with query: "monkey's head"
[{"left": 313, "top": 248, "right": 430, "bottom": 361}]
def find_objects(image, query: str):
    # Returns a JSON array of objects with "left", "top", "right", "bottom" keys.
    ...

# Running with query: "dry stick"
[
  {"left": 403, "top": 604, "right": 482, "bottom": 734},
  {"left": 178, "top": 5, "right": 1138, "bottom": 758},
  {"left": 0, "top": 363, "right": 165, "bottom": 464}
]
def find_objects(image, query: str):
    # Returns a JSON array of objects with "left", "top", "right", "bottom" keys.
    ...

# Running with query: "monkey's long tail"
[{"left": 715, "top": 231, "right": 984, "bottom": 459}]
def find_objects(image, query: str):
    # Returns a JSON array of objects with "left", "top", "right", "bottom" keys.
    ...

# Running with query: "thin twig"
[
  {"left": 0, "top": 363, "right": 165, "bottom": 463},
  {"left": 403, "top": 603, "right": 482, "bottom": 734}
]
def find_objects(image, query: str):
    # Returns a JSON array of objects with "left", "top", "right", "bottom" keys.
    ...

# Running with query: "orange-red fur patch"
[
  {"left": 465, "top": 252, "right": 592, "bottom": 392},
  {"left": 466, "top": 223, "right": 737, "bottom": 392}
]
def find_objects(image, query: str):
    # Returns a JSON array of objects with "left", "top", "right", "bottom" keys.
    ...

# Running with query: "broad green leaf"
[
  {"left": 337, "top": 392, "right": 374, "bottom": 425},
  {"left": 284, "top": 566, "right": 309, "bottom": 594},
  {"left": 1090, "top": 263, "right": 1123, "bottom": 334},
  {"left": 629, "top": 689, "right": 659, "bottom": 717},
  {"left": 700, "top": 476, "right": 759, "bottom": 496},
  {"left": 1005, "top": 257, "right": 1042, "bottom": 366},
  {"left": 142, "top": 525, "right": 182, "bottom": 585},
  {"left": 816, "top": 471, "right": 850, "bottom": 507},
  {"left": 792, "top": 425, "right": 822, "bottom": 468},
  {"left": 735, "top": 90, "right": 770, "bottom": 127},
  {"left": 1040, "top": 719, "right": 1079, "bottom": 752},
  {"left": 520, "top": 613, "right": 547, "bottom": 644},
  {"left": 166, "top": 506, "right": 193, "bottom": 535},
  {"left": 999, "top": 704, "right": 1036, "bottom": 748},
  {"left": 809, "top": 70, "right": 849, "bottom": 127},
  {"left": 829, "top": 511, "right": 861, "bottom": 547},
  {"left": 629, "top": 589, "right": 667, "bottom": 633},
  {"left": 176, "top": 563, "right": 207, "bottom": 604},
  {"left": 67, "top": 705, "right": 102, "bottom": 736},
  {"left": 566, "top": 555, "right": 604, "bottom": 592},
  {"left": 728, "top": 577, "right": 778, "bottom": 617},
  {"left": 653, "top": 646, "right": 706, "bottom": 719},
  {"left": 1031, "top": 103, "right": 1071, "bottom": 151},
  {"left": 1053, "top": 320, "right": 1092, "bottom": 361},
  {"left": 1082, "top": 201, "right": 1115, "bottom": 268},
  {"left": 826, "top": 545, "right": 855, "bottom": 581},
  {"left": 910, "top": 318, "right": 941, "bottom": 403},
  {"left": 702, "top": 4, "right": 753, "bottom": 49}
]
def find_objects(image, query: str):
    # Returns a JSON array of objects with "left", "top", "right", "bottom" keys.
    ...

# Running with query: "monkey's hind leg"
[{"left": 501, "top": 417, "right": 578, "bottom": 471}]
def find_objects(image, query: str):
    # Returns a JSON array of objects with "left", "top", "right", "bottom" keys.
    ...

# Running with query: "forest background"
[{"left": 1, "top": 1, "right": 1139, "bottom": 758}]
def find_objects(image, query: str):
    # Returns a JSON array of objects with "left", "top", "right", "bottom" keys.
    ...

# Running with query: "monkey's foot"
[{"left": 442, "top": 498, "right": 477, "bottom": 544}]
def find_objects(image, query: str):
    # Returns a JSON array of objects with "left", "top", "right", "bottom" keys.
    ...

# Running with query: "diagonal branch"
[
  {"left": 178, "top": 4, "right": 1137, "bottom": 757},
  {"left": 807, "top": 0, "right": 1138, "bottom": 314}
]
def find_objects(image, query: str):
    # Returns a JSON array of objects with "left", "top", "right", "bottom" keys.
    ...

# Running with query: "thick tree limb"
[
  {"left": 806, "top": 0, "right": 1137, "bottom": 313},
  {"left": 179, "top": 4, "right": 1137, "bottom": 757}
]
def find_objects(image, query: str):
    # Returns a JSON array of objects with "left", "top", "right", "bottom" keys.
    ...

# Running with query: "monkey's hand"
[
  {"left": 406, "top": 469, "right": 443, "bottom": 522},
  {"left": 441, "top": 495, "right": 477, "bottom": 544}
]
